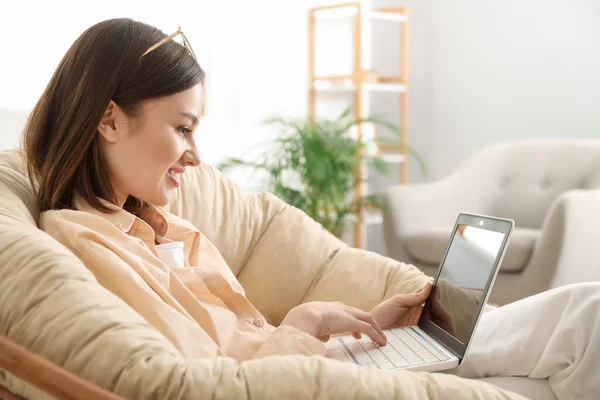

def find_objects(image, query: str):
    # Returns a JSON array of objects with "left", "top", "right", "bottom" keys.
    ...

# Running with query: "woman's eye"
[{"left": 177, "top": 126, "right": 192, "bottom": 136}]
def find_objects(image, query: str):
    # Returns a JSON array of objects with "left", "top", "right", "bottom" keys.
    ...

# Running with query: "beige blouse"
[{"left": 40, "top": 196, "right": 325, "bottom": 362}]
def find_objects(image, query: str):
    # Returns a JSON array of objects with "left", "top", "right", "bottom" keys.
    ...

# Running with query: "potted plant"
[{"left": 218, "top": 106, "right": 425, "bottom": 238}]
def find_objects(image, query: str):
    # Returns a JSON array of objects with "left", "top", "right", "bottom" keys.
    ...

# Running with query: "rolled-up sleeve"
[{"left": 252, "top": 325, "right": 326, "bottom": 359}]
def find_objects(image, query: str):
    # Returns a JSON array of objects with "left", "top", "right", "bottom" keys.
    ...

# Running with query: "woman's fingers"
[
  {"left": 421, "top": 283, "right": 433, "bottom": 298},
  {"left": 317, "top": 335, "right": 331, "bottom": 342},
  {"left": 347, "top": 307, "right": 387, "bottom": 344},
  {"left": 393, "top": 284, "right": 433, "bottom": 307},
  {"left": 352, "top": 320, "right": 387, "bottom": 346},
  {"left": 344, "top": 307, "right": 387, "bottom": 346}
]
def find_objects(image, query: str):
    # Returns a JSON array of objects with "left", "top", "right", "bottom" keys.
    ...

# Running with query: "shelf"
[
  {"left": 313, "top": 6, "right": 407, "bottom": 23},
  {"left": 363, "top": 83, "right": 406, "bottom": 92},
  {"left": 313, "top": 80, "right": 406, "bottom": 92},
  {"left": 314, "top": 75, "right": 354, "bottom": 81},
  {"left": 377, "top": 153, "right": 405, "bottom": 163},
  {"left": 369, "top": 11, "right": 407, "bottom": 23},
  {"left": 313, "top": 79, "right": 355, "bottom": 91},
  {"left": 377, "top": 144, "right": 403, "bottom": 151},
  {"left": 309, "top": 3, "right": 409, "bottom": 249}
]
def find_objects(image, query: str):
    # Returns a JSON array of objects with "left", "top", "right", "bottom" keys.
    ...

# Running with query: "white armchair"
[{"left": 383, "top": 140, "right": 600, "bottom": 305}]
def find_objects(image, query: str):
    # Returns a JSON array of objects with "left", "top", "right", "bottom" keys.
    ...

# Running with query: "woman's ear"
[{"left": 97, "top": 100, "right": 121, "bottom": 143}]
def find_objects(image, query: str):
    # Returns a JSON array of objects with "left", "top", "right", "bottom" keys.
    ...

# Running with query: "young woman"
[{"left": 23, "top": 18, "right": 599, "bottom": 399}]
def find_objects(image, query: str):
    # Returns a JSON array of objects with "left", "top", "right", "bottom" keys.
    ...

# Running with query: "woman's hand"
[
  {"left": 281, "top": 301, "right": 388, "bottom": 346},
  {"left": 369, "top": 283, "right": 432, "bottom": 330}
]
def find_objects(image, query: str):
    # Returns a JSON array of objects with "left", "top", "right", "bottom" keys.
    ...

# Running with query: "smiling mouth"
[{"left": 166, "top": 169, "right": 181, "bottom": 186}]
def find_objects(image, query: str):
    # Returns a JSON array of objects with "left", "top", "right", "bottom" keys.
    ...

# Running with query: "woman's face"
[{"left": 97, "top": 84, "right": 204, "bottom": 207}]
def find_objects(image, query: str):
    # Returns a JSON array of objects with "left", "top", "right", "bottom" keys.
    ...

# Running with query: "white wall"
[
  {"left": 0, "top": 109, "right": 29, "bottom": 150},
  {"left": 2, "top": 0, "right": 598, "bottom": 184},
  {"left": 427, "top": 0, "right": 600, "bottom": 179},
  {"left": 197, "top": 0, "right": 314, "bottom": 188},
  {"left": 0, "top": 1, "right": 212, "bottom": 110}
]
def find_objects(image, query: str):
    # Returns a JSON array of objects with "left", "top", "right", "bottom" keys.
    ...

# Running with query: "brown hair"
[{"left": 23, "top": 18, "right": 205, "bottom": 214}]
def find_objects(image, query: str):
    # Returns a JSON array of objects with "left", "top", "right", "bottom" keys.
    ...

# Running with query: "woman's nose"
[{"left": 182, "top": 148, "right": 200, "bottom": 167}]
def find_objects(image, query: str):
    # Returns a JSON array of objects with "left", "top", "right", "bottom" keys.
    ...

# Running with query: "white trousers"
[{"left": 450, "top": 282, "right": 600, "bottom": 400}]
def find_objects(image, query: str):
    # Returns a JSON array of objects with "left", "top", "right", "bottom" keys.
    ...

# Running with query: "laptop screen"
[{"left": 420, "top": 223, "right": 506, "bottom": 345}]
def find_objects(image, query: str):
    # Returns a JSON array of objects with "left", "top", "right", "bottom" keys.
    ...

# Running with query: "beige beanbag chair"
[{"left": 0, "top": 149, "right": 525, "bottom": 399}]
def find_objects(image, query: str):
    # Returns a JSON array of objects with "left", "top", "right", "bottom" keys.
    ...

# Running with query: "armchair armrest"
[
  {"left": 532, "top": 190, "right": 600, "bottom": 289},
  {"left": 548, "top": 190, "right": 600, "bottom": 287},
  {"left": 490, "top": 189, "right": 600, "bottom": 304}
]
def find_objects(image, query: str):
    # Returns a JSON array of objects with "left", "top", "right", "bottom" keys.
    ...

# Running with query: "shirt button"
[{"left": 253, "top": 318, "right": 264, "bottom": 327}]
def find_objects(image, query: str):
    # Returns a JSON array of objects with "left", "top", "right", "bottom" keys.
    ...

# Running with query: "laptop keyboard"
[{"left": 327, "top": 327, "right": 450, "bottom": 370}]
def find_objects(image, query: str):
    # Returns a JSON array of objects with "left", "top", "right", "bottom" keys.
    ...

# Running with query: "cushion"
[{"left": 405, "top": 227, "right": 540, "bottom": 273}]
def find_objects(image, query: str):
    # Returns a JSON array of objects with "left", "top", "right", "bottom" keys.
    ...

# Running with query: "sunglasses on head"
[{"left": 142, "top": 26, "right": 197, "bottom": 61}]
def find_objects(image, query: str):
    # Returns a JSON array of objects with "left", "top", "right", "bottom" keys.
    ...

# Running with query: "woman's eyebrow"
[{"left": 180, "top": 112, "right": 199, "bottom": 125}]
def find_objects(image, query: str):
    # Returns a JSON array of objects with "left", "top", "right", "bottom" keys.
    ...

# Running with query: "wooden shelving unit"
[{"left": 308, "top": 2, "right": 408, "bottom": 249}]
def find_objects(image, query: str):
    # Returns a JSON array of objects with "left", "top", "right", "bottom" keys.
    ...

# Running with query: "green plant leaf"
[
  {"left": 360, "top": 194, "right": 386, "bottom": 210},
  {"left": 336, "top": 103, "right": 355, "bottom": 122},
  {"left": 218, "top": 103, "right": 427, "bottom": 238},
  {"left": 217, "top": 158, "right": 270, "bottom": 172}
]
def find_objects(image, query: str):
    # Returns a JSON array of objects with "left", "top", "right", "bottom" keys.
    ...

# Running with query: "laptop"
[{"left": 325, "top": 213, "right": 514, "bottom": 372}]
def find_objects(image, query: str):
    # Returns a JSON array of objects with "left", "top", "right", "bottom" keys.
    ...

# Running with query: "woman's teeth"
[{"left": 167, "top": 170, "right": 180, "bottom": 182}]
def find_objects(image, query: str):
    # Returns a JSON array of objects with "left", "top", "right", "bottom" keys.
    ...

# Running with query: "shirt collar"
[{"left": 73, "top": 195, "right": 169, "bottom": 237}]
